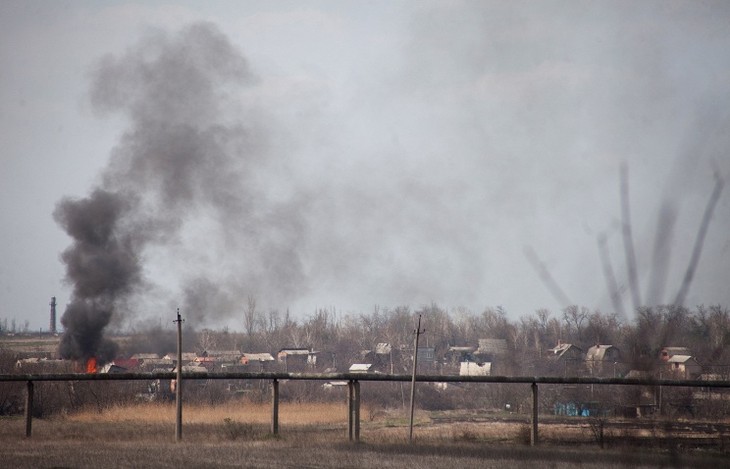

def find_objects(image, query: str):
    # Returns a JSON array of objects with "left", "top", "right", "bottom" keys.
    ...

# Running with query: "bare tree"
[{"left": 244, "top": 295, "right": 257, "bottom": 336}]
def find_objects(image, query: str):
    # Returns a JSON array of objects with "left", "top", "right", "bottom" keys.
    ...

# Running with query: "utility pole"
[
  {"left": 174, "top": 309, "right": 184, "bottom": 442},
  {"left": 408, "top": 314, "right": 425, "bottom": 443}
]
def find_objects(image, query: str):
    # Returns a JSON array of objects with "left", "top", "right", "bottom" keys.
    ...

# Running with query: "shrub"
[{"left": 222, "top": 417, "right": 256, "bottom": 441}]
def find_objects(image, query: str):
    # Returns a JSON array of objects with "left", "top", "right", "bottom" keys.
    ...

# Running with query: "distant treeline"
[{"left": 119, "top": 303, "right": 730, "bottom": 375}]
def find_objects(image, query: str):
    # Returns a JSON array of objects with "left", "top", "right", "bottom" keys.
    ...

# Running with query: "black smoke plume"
[
  {"left": 54, "top": 189, "right": 140, "bottom": 362},
  {"left": 55, "top": 22, "right": 306, "bottom": 361}
]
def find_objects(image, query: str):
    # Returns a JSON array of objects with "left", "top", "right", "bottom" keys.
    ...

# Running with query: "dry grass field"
[{"left": 1, "top": 402, "right": 729, "bottom": 468}]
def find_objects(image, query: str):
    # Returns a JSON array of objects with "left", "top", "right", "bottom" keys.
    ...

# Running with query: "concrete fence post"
[{"left": 271, "top": 379, "right": 279, "bottom": 435}]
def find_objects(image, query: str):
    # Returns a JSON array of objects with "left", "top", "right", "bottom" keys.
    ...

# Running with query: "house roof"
[
  {"left": 349, "top": 363, "right": 373, "bottom": 372},
  {"left": 111, "top": 358, "right": 140, "bottom": 370},
  {"left": 175, "top": 365, "right": 208, "bottom": 373},
  {"left": 448, "top": 346, "right": 476, "bottom": 353},
  {"left": 131, "top": 353, "right": 160, "bottom": 360},
  {"left": 243, "top": 353, "right": 275, "bottom": 362},
  {"left": 99, "top": 363, "right": 128, "bottom": 374},
  {"left": 375, "top": 343, "right": 392, "bottom": 355},
  {"left": 141, "top": 358, "right": 174, "bottom": 366},
  {"left": 163, "top": 352, "right": 198, "bottom": 361},
  {"left": 278, "top": 348, "right": 311, "bottom": 355},
  {"left": 547, "top": 343, "right": 582, "bottom": 358},
  {"left": 586, "top": 344, "right": 618, "bottom": 361},
  {"left": 323, "top": 381, "right": 349, "bottom": 388},
  {"left": 477, "top": 339, "right": 508, "bottom": 355},
  {"left": 667, "top": 355, "right": 695, "bottom": 364}
]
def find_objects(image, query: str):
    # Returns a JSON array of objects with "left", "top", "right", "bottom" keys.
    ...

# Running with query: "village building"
[
  {"left": 444, "top": 346, "right": 476, "bottom": 366},
  {"left": 241, "top": 352, "right": 276, "bottom": 371},
  {"left": 459, "top": 361, "right": 491, "bottom": 376},
  {"left": 666, "top": 355, "right": 702, "bottom": 379},
  {"left": 474, "top": 338, "right": 509, "bottom": 374},
  {"left": 416, "top": 346, "right": 436, "bottom": 371},
  {"left": 660, "top": 346, "right": 691, "bottom": 361},
  {"left": 585, "top": 344, "right": 621, "bottom": 377},
  {"left": 277, "top": 348, "right": 318, "bottom": 372},
  {"left": 359, "top": 343, "right": 396, "bottom": 373},
  {"left": 545, "top": 342, "right": 584, "bottom": 376}
]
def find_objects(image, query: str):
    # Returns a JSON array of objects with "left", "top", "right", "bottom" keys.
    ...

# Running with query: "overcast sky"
[{"left": 2, "top": 1, "right": 729, "bottom": 332}]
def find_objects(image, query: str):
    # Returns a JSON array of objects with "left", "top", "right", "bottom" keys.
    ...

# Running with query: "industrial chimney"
[{"left": 49, "top": 296, "right": 57, "bottom": 334}]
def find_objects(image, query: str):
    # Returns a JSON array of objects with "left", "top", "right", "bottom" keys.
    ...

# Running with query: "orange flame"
[{"left": 86, "top": 357, "right": 98, "bottom": 374}]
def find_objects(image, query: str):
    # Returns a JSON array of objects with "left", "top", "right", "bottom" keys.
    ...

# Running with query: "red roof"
[{"left": 112, "top": 358, "right": 140, "bottom": 370}]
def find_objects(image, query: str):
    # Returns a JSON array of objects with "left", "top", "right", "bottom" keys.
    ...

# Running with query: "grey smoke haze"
[
  {"left": 55, "top": 23, "right": 310, "bottom": 355},
  {"left": 2, "top": 2, "right": 730, "bottom": 335}
]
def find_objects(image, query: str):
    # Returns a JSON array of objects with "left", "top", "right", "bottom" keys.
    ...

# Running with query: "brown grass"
[
  {"left": 1, "top": 404, "right": 729, "bottom": 468},
  {"left": 68, "top": 401, "right": 348, "bottom": 425}
]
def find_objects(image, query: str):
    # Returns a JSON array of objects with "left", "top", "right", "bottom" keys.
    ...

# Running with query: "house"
[
  {"left": 460, "top": 361, "right": 491, "bottom": 376},
  {"left": 242, "top": 352, "right": 275, "bottom": 371},
  {"left": 476, "top": 339, "right": 508, "bottom": 359},
  {"left": 163, "top": 352, "right": 198, "bottom": 361},
  {"left": 545, "top": 342, "right": 584, "bottom": 376},
  {"left": 360, "top": 342, "right": 399, "bottom": 373},
  {"left": 474, "top": 339, "right": 508, "bottom": 374},
  {"left": 278, "top": 348, "right": 318, "bottom": 371},
  {"left": 417, "top": 347, "right": 435, "bottom": 367},
  {"left": 444, "top": 346, "right": 476, "bottom": 366},
  {"left": 110, "top": 358, "right": 141, "bottom": 370},
  {"left": 138, "top": 358, "right": 174, "bottom": 370},
  {"left": 666, "top": 355, "right": 701, "bottom": 379},
  {"left": 130, "top": 353, "right": 160, "bottom": 366},
  {"left": 192, "top": 356, "right": 217, "bottom": 370},
  {"left": 170, "top": 364, "right": 208, "bottom": 392},
  {"left": 585, "top": 344, "right": 621, "bottom": 376},
  {"left": 99, "top": 363, "right": 128, "bottom": 373},
  {"left": 202, "top": 350, "right": 242, "bottom": 364},
  {"left": 547, "top": 342, "right": 583, "bottom": 361},
  {"left": 660, "top": 347, "right": 691, "bottom": 362}
]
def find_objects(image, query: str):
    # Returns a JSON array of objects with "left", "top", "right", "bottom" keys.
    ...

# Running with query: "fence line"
[
  {"left": 3, "top": 372, "right": 729, "bottom": 443},
  {"left": 4, "top": 372, "right": 730, "bottom": 387}
]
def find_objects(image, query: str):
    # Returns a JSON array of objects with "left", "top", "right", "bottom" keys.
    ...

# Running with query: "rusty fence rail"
[{"left": 2, "top": 372, "right": 729, "bottom": 444}]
